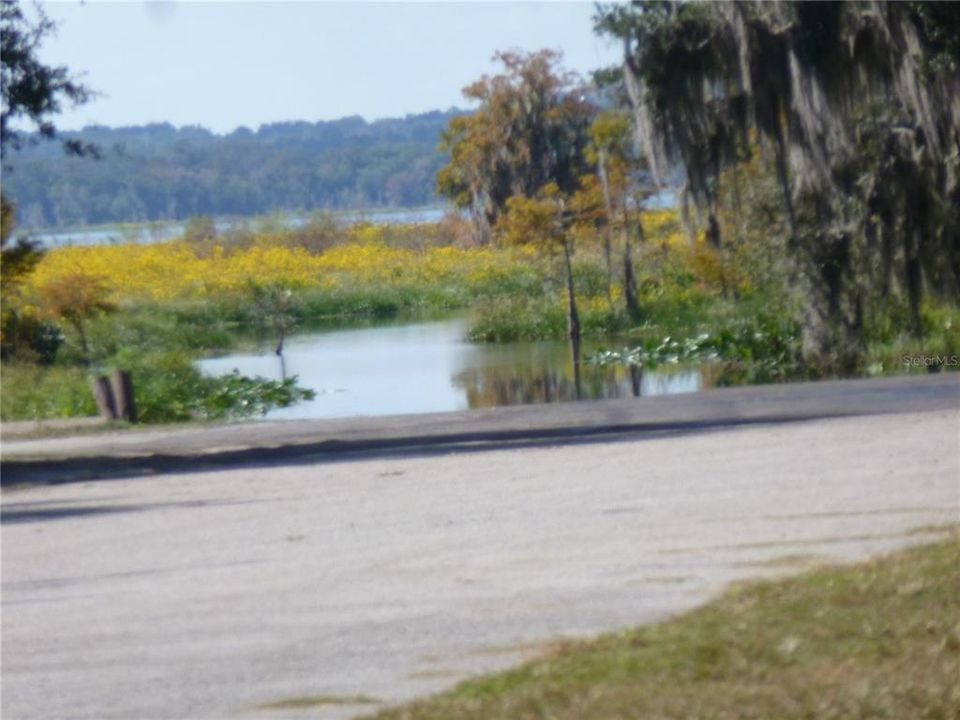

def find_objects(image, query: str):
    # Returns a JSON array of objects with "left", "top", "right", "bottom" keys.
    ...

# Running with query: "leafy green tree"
[
  {"left": 0, "top": 194, "right": 38, "bottom": 290},
  {"left": 596, "top": 1, "right": 960, "bottom": 372},
  {"left": 2, "top": 0, "right": 93, "bottom": 360},
  {"left": 0, "top": 194, "right": 61, "bottom": 362},
  {"left": 437, "top": 50, "right": 595, "bottom": 243},
  {"left": 1, "top": 0, "right": 93, "bottom": 158}
]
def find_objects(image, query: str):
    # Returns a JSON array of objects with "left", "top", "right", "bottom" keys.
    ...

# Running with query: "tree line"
[{"left": 2, "top": 110, "right": 463, "bottom": 229}]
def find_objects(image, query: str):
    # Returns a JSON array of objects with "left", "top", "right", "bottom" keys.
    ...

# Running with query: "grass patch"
[
  {"left": 0, "top": 363, "right": 97, "bottom": 421},
  {"left": 1, "top": 352, "right": 314, "bottom": 424},
  {"left": 256, "top": 694, "right": 381, "bottom": 710},
  {"left": 738, "top": 553, "right": 837, "bottom": 570},
  {"left": 366, "top": 533, "right": 960, "bottom": 720}
]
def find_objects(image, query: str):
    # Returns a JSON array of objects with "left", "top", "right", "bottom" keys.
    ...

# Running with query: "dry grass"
[
  {"left": 367, "top": 532, "right": 960, "bottom": 720},
  {"left": 255, "top": 694, "right": 380, "bottom": 710}
]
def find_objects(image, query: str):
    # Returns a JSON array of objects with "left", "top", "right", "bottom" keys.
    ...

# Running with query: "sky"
[{"left": 31, "top": 1, "right": 623, "bottom": 135}]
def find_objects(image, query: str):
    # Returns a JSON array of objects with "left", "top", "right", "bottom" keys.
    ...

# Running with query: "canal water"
[{"left": 197, "top": 316, "right": 701, "bottom": 420}]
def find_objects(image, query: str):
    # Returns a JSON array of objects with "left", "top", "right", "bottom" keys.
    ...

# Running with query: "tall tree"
[
  {"left": 597, "top": 1, "right": 960, "bottom": 372},
  {"left": 440, "top": 50, "right": 600, "bottom": 389},
  {"left": 1, "top": 0, "right": 93, "bottom": 158},
  {"left": 495, "top": 183, "right": 584, "bottom": 395},
  {"left": 588, "top": 109, "right": 645, "bottom": 318},
  {"left": 437, "top": 49, "right": 595, "bottom": 243},
  {"left": 1, "top": 0, "right": 92, "bottom": 359}
]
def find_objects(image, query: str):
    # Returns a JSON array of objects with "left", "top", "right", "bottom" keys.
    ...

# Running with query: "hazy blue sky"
[{"left": 32, "top": 1, "right": 622, "bottom": 134}]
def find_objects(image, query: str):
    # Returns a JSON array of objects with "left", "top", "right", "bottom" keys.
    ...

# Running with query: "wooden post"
[
  {"left": 90, "top": 376, "right": 118, "bottom": 420},
  {"left": 110, "top": 369, "right": 137, "bottom": 424},
  {"left": 629, "top": 365, "right": 643, "bottom": 397}
]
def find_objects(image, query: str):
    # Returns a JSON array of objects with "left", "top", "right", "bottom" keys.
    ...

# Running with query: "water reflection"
[
  {"left": 452, "top": 361, "right": 698, "bottom": 408},
  {"left": 197, "top": 316, "right": 702, "bottom": 420}
]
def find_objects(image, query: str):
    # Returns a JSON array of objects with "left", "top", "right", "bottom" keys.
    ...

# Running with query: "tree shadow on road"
[{"left": 1, "top": 414, "right": 838, "bottom": 489}]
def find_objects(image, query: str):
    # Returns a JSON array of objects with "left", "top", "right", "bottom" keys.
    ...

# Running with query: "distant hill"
[{"left": 1, "top": 110, "right": 465, "bottom": 229}]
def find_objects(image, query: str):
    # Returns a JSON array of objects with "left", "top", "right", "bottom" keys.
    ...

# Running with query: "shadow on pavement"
[
  {"left": 1, "top": 414, "right": 836, "bottom": 488},
  {"left": 0, "top": 497, "right": 268, "bottom": 523}
]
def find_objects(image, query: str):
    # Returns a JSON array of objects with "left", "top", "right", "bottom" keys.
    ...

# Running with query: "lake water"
[
  {"left": 30, "top": 190, "right": 676, "bottom": 248},
  {"left": 32, "top": 207, "right": 450, "bottom": 248},
  {"left": 197, "top": 316, "right": 702, "bottom": 420}
]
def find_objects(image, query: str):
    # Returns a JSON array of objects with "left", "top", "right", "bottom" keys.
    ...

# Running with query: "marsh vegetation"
[{"left": 2, "top": 1, "right": 958, "bottom": 423}]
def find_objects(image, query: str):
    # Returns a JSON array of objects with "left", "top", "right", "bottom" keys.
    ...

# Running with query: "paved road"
[
  {"left": 3, "top": 373, "right": 958, "bottom": 485},
  {"left": 1, "top": 376, "right": 958, "bottom": 719}
]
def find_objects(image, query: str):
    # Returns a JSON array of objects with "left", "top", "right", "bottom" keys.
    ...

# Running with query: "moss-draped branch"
[{"left": 597, "top": 0, "right": 960, "bottom": 371}]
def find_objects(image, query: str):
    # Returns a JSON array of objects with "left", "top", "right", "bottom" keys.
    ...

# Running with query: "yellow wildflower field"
[
  {"left": 25, "top": 210, "right": 685, "bottom": 306},
  {"left": 25, "top": 238, "right": 529, "bottom": 304}
]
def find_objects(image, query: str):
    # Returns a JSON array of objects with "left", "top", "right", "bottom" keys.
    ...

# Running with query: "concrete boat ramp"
[{"left": 2, "top": 374, "right": 958, "bottom": 719}]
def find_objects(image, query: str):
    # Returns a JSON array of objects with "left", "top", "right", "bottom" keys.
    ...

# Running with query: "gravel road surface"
[{"left": 2, "top": 376, "right": 958, "bottom": 719}]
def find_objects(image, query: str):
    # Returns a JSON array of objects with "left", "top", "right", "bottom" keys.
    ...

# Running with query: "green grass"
[
  {"left": 255, "top": 694, "right": 381, "bottom": 710},
  {"left": 0, "top": 363, "right": 97, "bottom": 421},
  {"left": 864, "top": 301, "right": 960, "bottom": 377},
  {"left": 366, "top": 533, "right": 960, "bottom": 720},
  {"left": 0, "top": 351, "right": 314, "bottom": 424}
]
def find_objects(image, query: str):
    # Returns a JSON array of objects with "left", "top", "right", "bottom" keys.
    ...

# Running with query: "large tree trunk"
[
  {"left": 798, "top": 226, "right": 865, "bottom": 376},
  {"left": 905, "top": 228, "right": 924, "bottom": 341},
  {"left": 562, "top": 237, "right": 582, "bottom": 398}
]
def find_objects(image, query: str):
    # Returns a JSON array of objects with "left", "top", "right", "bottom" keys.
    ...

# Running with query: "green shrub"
[
  {"left": 863, "top": 301, "right": 960, "bottom": 376},
  {"left": 468, "top": 294, "right": 631, "bottom": 343},
  {"left": 0, "top": 364, "right": 96, "bottom": 420},
  {"left": 107, "top": 350, "right": 314, "bottom": 423},
  {"left": 0, "top": 351, "right": 318, "bottom": 424},
  {"left": 468, "top": 296, "right": 568, "bottom": 342},
  {"left": 571, "top": 260, "right": 611, "bottom": 298},
  {"left": 590, "top": 314, "right": 803, "bottom": 384},
  {"left": 83, "top": 306, "right": 235, "bottom": 362},
  {"left": 0, "top": 312, "right": 62, "bottom": 364}
]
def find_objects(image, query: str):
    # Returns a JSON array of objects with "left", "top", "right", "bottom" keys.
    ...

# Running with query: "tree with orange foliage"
[
  {"left": 437, "top": 50, "right": 594, "bottom": 244},
  {"left": 37, "top": 273, "right": 114, "bottom": 362},
  {"left": 495, "top": 183, "right": 585, "bottom": 390}
]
